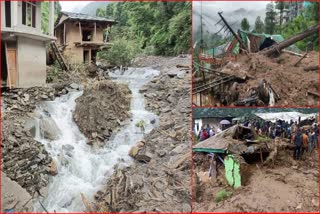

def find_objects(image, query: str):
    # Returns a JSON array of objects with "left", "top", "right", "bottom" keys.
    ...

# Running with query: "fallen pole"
[
  {"left": 294, "top": 52, "right": 308, "bottom": 67},
  {"left": 261, "top": 24, "right": 319, "bottom": 56}
]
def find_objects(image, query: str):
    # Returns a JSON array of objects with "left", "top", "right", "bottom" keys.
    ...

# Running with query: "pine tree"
[
  {"left": 265, "top": 3, "right": 277, "bottom": 34},
  {"left": 254, "top": 16, "right": 264, "bottom": 33},
  {"left": 240, "top": 18, "right": 250, "bottom": 31}
]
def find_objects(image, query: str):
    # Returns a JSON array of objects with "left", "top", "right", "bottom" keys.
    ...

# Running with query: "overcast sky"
[
  {"left": 193, "top": 1, "right": 270, "bottom": 34},
  {"left": 59, "top": 1, "right": 92, "bottom": 12}
]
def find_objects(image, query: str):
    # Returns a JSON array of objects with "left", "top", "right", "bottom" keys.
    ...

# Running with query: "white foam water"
[{"left": 34, "top": 67, "right": 159, "bottom": 212}]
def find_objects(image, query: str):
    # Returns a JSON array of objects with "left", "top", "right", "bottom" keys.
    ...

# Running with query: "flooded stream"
[{"left": 34, "top": 67, "right": 159, "bottom": 212}]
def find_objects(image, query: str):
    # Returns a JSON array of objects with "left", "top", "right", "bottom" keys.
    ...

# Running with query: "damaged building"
[
  {"left": 1, "top": 1, "right": 55, "bottom": 88},
  {"left": 54, "top": 12, "right": 116, "bottom": 64},
  {"left": 193, "top": 11, "right": 319, "bottom": 107}
]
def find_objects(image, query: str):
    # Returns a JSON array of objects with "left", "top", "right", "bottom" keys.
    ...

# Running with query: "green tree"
[
  {"left": 254, "top": 16, "right": 264, "bottom": 33},
  {"left": 96, "top": 2, "right": 191, "bottom": 61},
  {"left": 282, "top": 2, "right": 319, "bottom": 51},
  {"left": 275, "top": 1, "right": 288, "bottom": 32},
  {"left": 240, "top": 18, "right": 250, "bottom": 31},
  {"left": 41, "top": 2, "right": 61, "bottom": 34},
  {"left": 264, "top": 3, "right": 277, "bottom": 34}
]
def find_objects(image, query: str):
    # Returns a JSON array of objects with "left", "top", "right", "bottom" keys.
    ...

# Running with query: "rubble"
[
  {"left": 73, "top": 80, "right": 131, "bottom": 144},
  {"left": 94, "top": 56, "right": 191, "bottom": 212},
  {"left": 193, "top": 51, "right": 318, "bottom": 106}
]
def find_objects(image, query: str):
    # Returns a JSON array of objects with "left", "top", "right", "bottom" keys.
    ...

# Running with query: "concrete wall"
[
  {"left": 1, "top": 1, "right": 5, "bottom": 27},
  {"left": 17, "top": 36, "right": 46, "bottom": 88}
]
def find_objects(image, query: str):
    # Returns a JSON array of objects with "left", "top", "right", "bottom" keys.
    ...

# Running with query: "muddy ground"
[
  {"left": 196, "top": 51, "right": 318, "bottom": 106},
  {"left": 94, "top": 55, "right": 192, "bottom": 212},
  {"left": 73, "top": 80, "right": 131, "bottom": 145},
  {"left": 193, "top": 148, "right": 319, "bottom": 212}
]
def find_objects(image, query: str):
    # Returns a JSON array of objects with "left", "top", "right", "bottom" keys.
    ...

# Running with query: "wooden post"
[
  {"left": 79, "top": 21, "right": 82, "bottom": 42},
  {"left": 63, "top": 23, "right": 66, "bottom": 45},
  {"left": 94, "top": 22, "right": 97, "bottom": 41},
  {"left": 4, "top": 42, "right": 11, "bottom": 89}
]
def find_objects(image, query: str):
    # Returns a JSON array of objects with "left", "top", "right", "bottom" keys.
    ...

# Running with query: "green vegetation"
[
  {"left": 264, "top": 2, "right": 277, "bottom": 35},
  {"left": 214, "top": 189, "right": 232, "bottom": 202},
  {"left": 41, "top": 2, "right": 61, "bottom": 34},
  {"left": 240, "top": 18, "right": 250, "bottom": 31},
  {"left": 282, "top": 2, "right": 319, "bottom": 51},
  {"left": 254, "top": 16, "right": 265, "bottom": 34},
  {"left": 96, "top": 2, "right": 191, "bottom": 65},
  {"left": 135, "top": 120, "right": 146, "bottom": 133}
]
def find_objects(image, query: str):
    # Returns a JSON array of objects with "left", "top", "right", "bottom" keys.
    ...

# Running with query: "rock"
[
  {"left": 150, "top": 118, "right": 156, "bottom": 124},
  {"left": 70, "top": 83, "right": 79, "bottom": 90},
  {"left": 23, "top": 93, "right": 30, "bottom": 102},
  {"left": 40, "top": 95, "right": 48, "bottom": 100},
  {"left": 135, "top": 153, "right": 152, "bottom": 163},
  {"left": 62, "top": 144, "right": 75, "bottom": 152},
  {"left": 40, "top": 115, "right": 61, "bottom": 140},
  {"left": 172, "top": 144, "right": 188, "bottom": 154},
  {"left": 47, "top": 160, "right": 58, "bottom": 175},
  {"left": 129, "top": 146, "right": 140, "bottom": 158},
  {"left": 1, "top": 172, "right": 33, "bottom": 212},
  {"left": 167, "top": 71, "right": 178, "bottom": 78}
]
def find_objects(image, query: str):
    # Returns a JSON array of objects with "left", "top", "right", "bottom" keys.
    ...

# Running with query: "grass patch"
[{"left": 214, "top": 189, "right": 232, "bottom": 202}]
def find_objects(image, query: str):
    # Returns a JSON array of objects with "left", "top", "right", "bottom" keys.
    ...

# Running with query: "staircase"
[{"left": 50, "top": 41, "right": 69, "bottom": 71}]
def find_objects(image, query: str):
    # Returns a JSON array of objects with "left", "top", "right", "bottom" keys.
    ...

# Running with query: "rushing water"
[{"left": 34, "top": 67, "right": 160, "bottom": 212}]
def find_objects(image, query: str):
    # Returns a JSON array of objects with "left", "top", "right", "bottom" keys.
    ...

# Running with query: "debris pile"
[
  {"left": 73, "top": 80, "right": 131, "bottom": 145},
  {"left": 93, "top": 56, "right": 191, "bottom": 212},
  {"left": 193, "top": 115, "right": 319, "bottom": 212},
  {"left": 1, "top": 83, "right": 82, "bottom": 198}
]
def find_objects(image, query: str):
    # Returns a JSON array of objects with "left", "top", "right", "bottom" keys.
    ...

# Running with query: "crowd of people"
[{"left": 197, "top": 117, "right": 319, "bottom": 160}]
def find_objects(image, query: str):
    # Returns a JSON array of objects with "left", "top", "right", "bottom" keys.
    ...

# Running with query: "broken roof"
[
  {"left": 193, "top": 125, "right": 254, "bottom": 153},
  {"left": 55, "top": 11, "right": 117, "bottom": 28}
]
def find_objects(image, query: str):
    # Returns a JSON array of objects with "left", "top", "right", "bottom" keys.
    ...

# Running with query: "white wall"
[{"left": 17, "top": 36, "right": 46, "bottom": 88}]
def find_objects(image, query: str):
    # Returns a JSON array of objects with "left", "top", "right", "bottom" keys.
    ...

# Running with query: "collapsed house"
[
  {"left": 54, "top": 12, "right": 117, "bottom": 64},
  {"left": 193, "top": 12, "right": 319, "bottom": 107},
  {"left": 1, "top": 1, "right": 55, "bottom": 88},
  {"left": 193, "top": 111, "right": 318, "bottom": 188}
]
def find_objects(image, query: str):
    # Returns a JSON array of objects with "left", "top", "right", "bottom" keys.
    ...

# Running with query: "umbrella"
[{"left": 220, "top": 119, "right": 231, "bottom": 125}]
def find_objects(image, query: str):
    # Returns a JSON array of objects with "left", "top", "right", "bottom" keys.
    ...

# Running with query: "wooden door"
[{"left": 7, "top": 47, "right": 17, "bottom": 87}]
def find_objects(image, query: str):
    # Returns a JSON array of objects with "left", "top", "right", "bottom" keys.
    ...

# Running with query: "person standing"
[
  {"left": 294, "top": 129, "right": 302, "bottom": 160},
  {"left": 302, "top": 131, "right": 309, "bottom": 158}
]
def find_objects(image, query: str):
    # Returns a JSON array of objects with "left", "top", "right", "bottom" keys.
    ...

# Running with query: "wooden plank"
[
  {"left": 4, "top": 42, "right": 11, "bottom": 89},
  {"left": 7, "top": 49, "right": 17, "bottom": 87}
]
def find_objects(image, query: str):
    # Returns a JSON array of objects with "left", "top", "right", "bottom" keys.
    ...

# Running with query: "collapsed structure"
[
  {"left": 193, "top": 111, "right": 318, "bottom": 188},
  {"left": 193, "top": 11, "right": 319, "bottom": 106}
]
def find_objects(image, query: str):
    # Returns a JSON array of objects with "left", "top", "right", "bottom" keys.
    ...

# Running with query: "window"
[
  {"left": 5, "top": 1, "right": 11, "bottom": 27},
  {"left": 22, "top": 1, "right": 36, "bottom": 28}
]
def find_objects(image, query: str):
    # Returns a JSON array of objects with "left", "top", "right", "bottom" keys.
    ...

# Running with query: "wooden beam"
[
  {"left": 79, "top": 21, "right": 82, "bottom": 41},
  {"left": 94, "top": 22, "right": 97, "bottom": 41},
  {"left": 63, "top": 23, "right": 66, "bottom": 45}
]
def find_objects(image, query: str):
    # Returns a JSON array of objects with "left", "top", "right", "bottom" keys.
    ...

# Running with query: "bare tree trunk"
[{"left": 261, "top": 24, "right": 319, "bottom": 56}]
